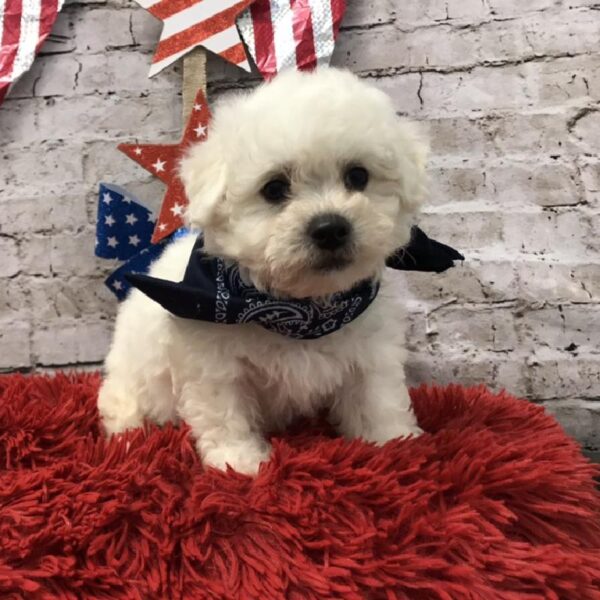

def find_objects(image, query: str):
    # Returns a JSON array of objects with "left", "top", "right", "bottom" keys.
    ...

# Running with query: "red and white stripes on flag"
[
  {"left": 237, "top": 0, "right": 346, "bottom": 80},
  {"left": 135, "top": 0, "right": 253, "bottom": 77},
  {"left": 0, "top": 0, "right": 64, "bottom": 104}
]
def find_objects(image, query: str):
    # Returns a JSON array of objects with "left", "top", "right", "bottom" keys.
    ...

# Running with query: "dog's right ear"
[
  {"left": 392, "top": 120, "right": 429, "bottom": 215},
  {"left": 179, "top": 138, "right": 227, "bottom": 229}
]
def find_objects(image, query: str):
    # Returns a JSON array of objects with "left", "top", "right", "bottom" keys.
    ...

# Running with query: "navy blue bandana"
[{"left": 126, "top": 227, "right": 463, "bottom": 340}]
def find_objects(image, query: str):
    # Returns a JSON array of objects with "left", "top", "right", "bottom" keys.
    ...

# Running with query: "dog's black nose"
[{"left": 307, "top": 213, "right": 352, "bottom": 251}]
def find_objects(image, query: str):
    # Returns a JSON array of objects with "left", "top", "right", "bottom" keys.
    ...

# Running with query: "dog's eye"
[
  {"left": 261, "top": 178, "right": 291, "bottom": 204},
  {"left": 344, "top": 166, "right": 369, "bottom": 191}
]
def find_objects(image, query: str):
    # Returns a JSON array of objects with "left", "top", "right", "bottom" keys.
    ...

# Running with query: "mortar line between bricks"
[{"left": 391, "top": 5, "right": 599, "bottom": 34}]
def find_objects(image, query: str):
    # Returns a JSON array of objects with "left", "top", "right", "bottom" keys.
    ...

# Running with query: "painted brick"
[
  {"left": 342, "top": 0, "right": 396, "bottom": 27},
  {"left": 0, "top": 321, "right": 31, "bottom": 370},
  {"left": 579, "top": 159, "right": 600, "bottom": 208},
  {"left": 0, "top": 238, "right": 21, "bottom": 277},
  {"left": 406, "top": 350, "right": 526, "bottom": 393},
  {"left": 543, "top": 399, "right": 600, "bottom": 452},
  {"left": 367, "top": 73, "right": 423, "bottom": 115},
  {"left": 31, "top": 318, "right": 113, "bottom": 365},
  {"left": 34, "top": 93, "right": 182, "bottom": 142},
  {"left": 129, "top": 5, "right": 167, "bottom": 52},
  {"left": 0, "top": 99, "right": 40, "bottom": 146},
  {"left": 424, "top": 117, "right": 489, "bottom": 159},
  {"left": 517, "top": 261, "right": 599, "bottom": 303},
  {"left": 50, "top": 230, "right": 105, "bottom": 277},
  {"left": 427, "top": 159, "right": 584, "bottom": 209},
  {"left": 570, "top": 109, "right": 600, "bottom": 156},
  {"left": 426, "top": 306, "right": 519, "bottom": 352},
  {"left": 0, "top": 280, "right": 30, "bottom": 320},
  {"left": 2, "top": 143, "right": 84, "bottom": 197},
  {"left": 486, "top": 0, "right": 598, "bottom": 19},
  {"left": 516, "top": 305, "right": 600, "bottom": 352},
  {"left": 18, "top": 236, "right": 53, "bottom": 277},
  {"left": 536, "top": 55, "right": 600, "bottom": 106},
  {"left": 486, "top": 162, "right": 582, "bottom": 207},
  {"left": 342, "top": 10, "right": 599, "bottom": 75},
  {"left": 418, "top": 211, "right": 504, "bottom": 251},
  {"left": 528, "top": 348, "right": 600, "bottom": 400},
  {"left": 502, "top": 210, "right": 591, "bottom": 257},
  {"left": 394, "top": 1, "right": 450, "bottom": 25},
  {"left": 482, "top": 112, "right": 569, "bottom": 157},
  {"left": 73, "top": 8, "right": 137, "bottom": 53},
  {"left": 76, "top": 51, "right": 182, "bottom": 96},
  {"left": 428, "top": 166, "right": 486, "bottom": 205},
  {"left": 420, "top": 66, "right": 535, "bottom": 115},
  {"left": 10, "top": 54, "right": 81, "bottom": 99},
  {"left": 0, "top": 193, "right": 88, "bottom": 235},
  {"left": 28, "top": 276, "right": 115, "bottom": 321},
  {"left": 405, "top": 260, "right": 518, "bottom": 304}
]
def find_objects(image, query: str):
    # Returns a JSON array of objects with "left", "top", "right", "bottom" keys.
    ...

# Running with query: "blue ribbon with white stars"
[{"left": 95, "top": 183, "right": 174, "bottom": 301}]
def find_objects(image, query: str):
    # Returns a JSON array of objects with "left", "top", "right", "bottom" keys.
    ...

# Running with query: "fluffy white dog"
[{"left": 98, "top": 68, "right": 428, "bottom": 474}]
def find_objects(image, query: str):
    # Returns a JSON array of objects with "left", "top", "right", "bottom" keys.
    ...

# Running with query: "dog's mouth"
[
  {"left": 310, "top": 245, "right": 356, "bottom": 272},
  {"left": 313, "top": 254, "right": 352, "bottom": 272}
]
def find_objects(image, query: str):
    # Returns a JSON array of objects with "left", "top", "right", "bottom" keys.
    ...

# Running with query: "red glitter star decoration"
[{"left": 118, "top": 88, "right": 211, "bottom": 243}]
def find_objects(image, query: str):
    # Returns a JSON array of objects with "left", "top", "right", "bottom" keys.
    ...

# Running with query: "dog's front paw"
[
  {"left": 97, "top": 384, "right": 143, "bottom": 436},
  {"left": 364, "top": 419, "right": 423, "bottom": 444},
  {"left": 202, "top": 439, "right": 272, "bottom": 475}
]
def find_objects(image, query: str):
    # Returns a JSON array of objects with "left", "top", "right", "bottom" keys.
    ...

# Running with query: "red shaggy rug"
[{"left": 1, "top": 373, "right": 599, "bottom": 600}]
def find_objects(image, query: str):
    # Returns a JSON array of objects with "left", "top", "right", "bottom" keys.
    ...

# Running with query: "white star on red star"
[
  {"left": 194, "top": 124, "right": 207, "bottom": 138},
  {"left": 170, "top": 203, "right": 184, "bottom": 217},
  {"left": 152, "top": 158, "right": 166, "bottom": 173}
]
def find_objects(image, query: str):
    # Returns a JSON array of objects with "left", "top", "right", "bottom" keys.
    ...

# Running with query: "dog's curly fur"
[{"left": 98, "top": 68, "right": 428, "bottom": 474}]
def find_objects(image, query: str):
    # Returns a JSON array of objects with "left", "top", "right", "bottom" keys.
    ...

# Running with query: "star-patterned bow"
[
  {"left": 135, "top": 0, "right": 255, "bottom": 76},
  {"left": 118, "top": 88, "right": 211, "bottom": 243},
  {"left": 95, "top": 183, "right": 170, "bottom": 300}
]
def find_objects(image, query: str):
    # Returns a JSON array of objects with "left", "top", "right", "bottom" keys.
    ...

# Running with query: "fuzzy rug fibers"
[{"left": 1, "top": 373, "right": 599, "bottom": 599}]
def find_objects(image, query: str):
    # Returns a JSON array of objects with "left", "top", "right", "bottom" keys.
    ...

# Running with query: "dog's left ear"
[
  {"left": 179, "top": 137, "right": 227, "bottom": 229},
  {"left": 393, "top": 121, "right": 429, "bottom": 214}
]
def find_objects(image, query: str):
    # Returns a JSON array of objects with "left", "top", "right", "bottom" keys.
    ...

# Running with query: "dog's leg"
[
  {"left": 98, "top": 377, "right": 144, "bottom": 435},
  {"left": 332, "top": 367, "right": 422, "bottom": 443},
  {"left": 178, "top": 379, "right": 271, "bottom": 475},
  {"left": 99, "top": 367, "right": 177, "bottom": 435},
  {"left": 362, "top": 371, "right": 423, "bottom": 442}
]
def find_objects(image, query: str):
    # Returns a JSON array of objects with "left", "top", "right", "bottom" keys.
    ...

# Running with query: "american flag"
[
  {"left": 95, "top": 183, "right": 166, "bottom": 301},
  {"left": 135, "top": 0, "right": 254, "bottom": 77},
  {"left": 0, "top": 0, "right": 65, "bottom": 104},
  {"left": 237, "top": 0, "right": 346, "bottom": 80}
]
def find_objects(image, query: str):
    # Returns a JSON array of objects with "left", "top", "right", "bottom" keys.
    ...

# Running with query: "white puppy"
[{"left": 98, "top": 68, "right": 428, "bottom": 474}]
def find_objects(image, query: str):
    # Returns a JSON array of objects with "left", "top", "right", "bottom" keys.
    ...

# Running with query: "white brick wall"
[{"left": 0, "top": 0, "right": 598, "bottom": 456}]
